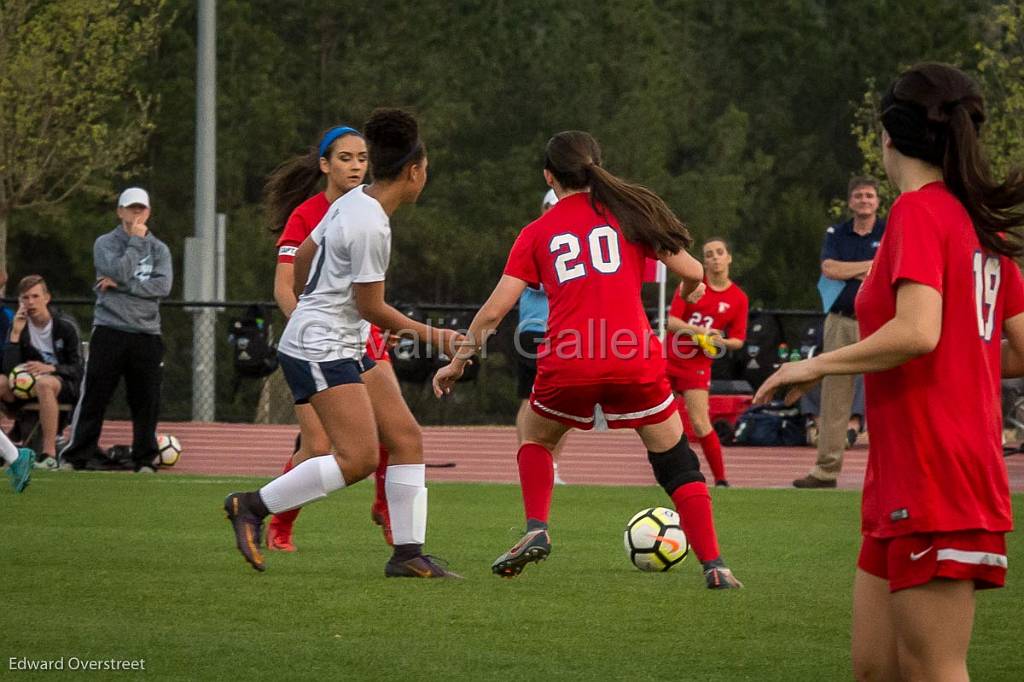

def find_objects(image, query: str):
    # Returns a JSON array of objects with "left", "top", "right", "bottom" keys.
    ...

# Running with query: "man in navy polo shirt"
[{"left": 794, "top": 176, "right": 885, "bottom": 488}]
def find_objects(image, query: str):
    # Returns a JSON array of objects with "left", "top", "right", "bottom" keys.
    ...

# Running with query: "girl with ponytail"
[
  {"left": 434, "top": 130, "right": 743, "bottom": 589},
  {"left": 756, "top": 63, "right": 1024, "bottom": 679},
  {"left": 261, "top": 126, "right": 398, "bottom": 553},
  {"left": 227, "top": 108, "right": 463, "bottom": 578}
]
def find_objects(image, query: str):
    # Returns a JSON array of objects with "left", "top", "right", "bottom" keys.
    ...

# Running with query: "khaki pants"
[{"left": 811, "top": 313, "right": 860, "bottom": 481}]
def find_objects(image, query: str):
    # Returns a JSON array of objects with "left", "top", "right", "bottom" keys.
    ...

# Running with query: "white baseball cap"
[
  {"left": 118, "top": 187, "right": 150, "bottom": 208},
  {"left": 542, "top": 188, "right": 558, "bottom": 209}
]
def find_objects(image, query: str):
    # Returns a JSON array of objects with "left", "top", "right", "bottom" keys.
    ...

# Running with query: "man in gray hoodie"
[{"left": 60, "top": 187, "right": 173, "bottom": 472}]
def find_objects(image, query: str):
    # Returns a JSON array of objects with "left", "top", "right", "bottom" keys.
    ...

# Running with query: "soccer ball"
[
  {"left": 623, "top": 507, "right": 689, "bottom": 572},
  {"left": 8, "top": 364, "right": 37, "bottom": 400},
  {"left": 156, "top": 434, "right": 182, "bottom": 466}
]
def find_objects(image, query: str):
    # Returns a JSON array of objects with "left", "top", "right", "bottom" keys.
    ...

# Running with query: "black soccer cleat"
[
  {"left": 704, "top": 565, "right": 743, "bottom": 589},
  {"left": 491, "top": 528, "right": 551, "bottom": 578},
  {"left": 224, "top": 493, "right": 266, "bottom": 572},
  {"left": 385, "top": 554, "right": 463, "bottom": 579}
]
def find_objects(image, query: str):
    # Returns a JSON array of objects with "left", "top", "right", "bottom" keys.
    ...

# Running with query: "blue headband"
[{"left": 318, "top": 126, "right": 362, "bottom": 158}]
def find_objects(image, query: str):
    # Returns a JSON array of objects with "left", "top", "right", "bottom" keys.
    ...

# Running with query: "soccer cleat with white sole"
[{"left": 491, "top": 528, "right": 551, "bottom": 577}]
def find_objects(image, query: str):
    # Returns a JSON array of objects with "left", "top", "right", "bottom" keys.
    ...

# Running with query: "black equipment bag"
[{"left": 228, "top": 304, "right": 279, "bottom": 378}]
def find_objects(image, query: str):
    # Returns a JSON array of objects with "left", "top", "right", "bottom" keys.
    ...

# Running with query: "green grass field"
[{"left": 3, "top": 472, "right": 1023, "bottom": 680}]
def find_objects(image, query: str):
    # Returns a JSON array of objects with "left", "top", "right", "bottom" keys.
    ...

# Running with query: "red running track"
[{"left": 102, "top": 421, "right": 1024, "bottom": 492}]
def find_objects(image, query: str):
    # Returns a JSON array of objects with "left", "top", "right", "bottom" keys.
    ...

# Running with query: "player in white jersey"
[
  {"left": 276, "top": 185, "right": 390, "bottom": 364},
  {"left": 225, "top": 108, "right": 463, "bottom": 578}
]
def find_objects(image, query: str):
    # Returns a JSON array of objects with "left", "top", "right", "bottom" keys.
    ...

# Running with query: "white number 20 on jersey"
[
  {"left": 550, "top": 226, "right": 622, "bottom": 284},
  {"left": 974, "top": 251, "right": 1000, "bottom": 341}
]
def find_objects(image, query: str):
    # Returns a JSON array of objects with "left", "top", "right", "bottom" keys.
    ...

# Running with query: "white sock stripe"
[
  {"left": 936, "top": 548, "right": 1008, "bottom": 568},
  {"left": 603, "top": 393, "right": 676, "bottom": 421},
  {"left": 310, "top": 362, "right": 328, "bottom": 393},
  {"left": 531, "top": 399, "right": 594, "bottom": 423},
  {"left": 59, "top": 353, "right": 91, "bottom": 457}
]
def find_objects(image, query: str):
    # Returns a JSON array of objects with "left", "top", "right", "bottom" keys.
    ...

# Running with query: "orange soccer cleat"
[{"left": 265, "top": 516, "right": 297, "bottom": 552}]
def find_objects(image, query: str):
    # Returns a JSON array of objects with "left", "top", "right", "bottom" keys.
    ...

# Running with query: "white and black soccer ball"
[
  {"left": 156, "top": 434, "right": 182, "bottom": 466},
  {"left": 624, "top": 507, "right": 689, "bottom": 572},
  {"left": 8, "top": 364, "right": 37, "bottom": 400}
]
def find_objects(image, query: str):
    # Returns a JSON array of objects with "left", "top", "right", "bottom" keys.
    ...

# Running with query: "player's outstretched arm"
[
  {"left": 433, "top": 275, "right": 526, "bottom": 397},
  {"left": 659, "top": 249, "right": 704, "bottom": 299},
  {"left": 353, "top": 281, "right": 462, "bottom": 355},
  {"left": 1002, "top": 313, "right": 1024, "bottom": 378}
]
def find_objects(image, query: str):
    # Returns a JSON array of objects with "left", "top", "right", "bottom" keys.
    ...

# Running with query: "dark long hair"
[
  {"left": 881, "top": 63, "right": 1024, "bottom": 257},
  {"left": 364, "top": 108, "right": 425, "bottom": 181},
  {"left": 544, "top": 131, "right": 692, "bottom": 253},
  {"left": 262, "top": 128, "right": 362, "bottom": 233}
]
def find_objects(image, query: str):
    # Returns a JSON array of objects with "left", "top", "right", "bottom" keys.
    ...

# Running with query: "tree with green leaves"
[
  {"left": 851, "top": 1, "right": 1024, "bottom": 213},
  {"left": 0, "top": 0, "right": 164, "bottom": 272}
]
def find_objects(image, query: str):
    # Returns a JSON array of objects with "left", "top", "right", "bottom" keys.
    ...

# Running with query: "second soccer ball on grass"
[{"left": 156, "top": 434, "right": 182, "bottom": 466}]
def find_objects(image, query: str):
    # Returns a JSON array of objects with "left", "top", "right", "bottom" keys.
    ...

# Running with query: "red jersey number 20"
[
  {"left": 550, "top": 226, "right": 622, "bottom": 284},
  {"left": 974, "top": 251, "right": 1000, "bottom": 342}
]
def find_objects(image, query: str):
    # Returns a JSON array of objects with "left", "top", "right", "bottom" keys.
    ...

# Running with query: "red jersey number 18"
[{"left": 550, "top": 225, "right": 622, "bottom": 284}]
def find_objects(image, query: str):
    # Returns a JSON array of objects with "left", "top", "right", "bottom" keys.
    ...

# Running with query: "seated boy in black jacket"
[{"left": 1, "top": 275, "right": 83, "bottom": 469}]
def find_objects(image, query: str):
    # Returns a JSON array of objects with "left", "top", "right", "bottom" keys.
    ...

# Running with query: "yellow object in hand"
[{"left": 693, "top": 333, "right": 723, "bottom": 358}]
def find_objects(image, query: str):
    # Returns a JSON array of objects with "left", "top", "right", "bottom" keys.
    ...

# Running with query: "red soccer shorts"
[
  {"left": 365, "top": 325, "right": 391, "bottom": 363},
  {"left": 530, "top": 377, "right": 676, "bottom": 431},
  {"left": 667, "top": 363, "right": 711, "bottom": 393},
  {"left": 858, "top": 530, "right": 1007, "bottom": 592}
]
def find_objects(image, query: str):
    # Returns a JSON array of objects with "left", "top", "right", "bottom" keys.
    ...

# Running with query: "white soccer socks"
[
  {"left": 0, "top": 431, "right": 20, "bottom": 465},
  {"left": 258, "top": 454, "right": 345, "bottom": 514},
  {"left": 385, "top": 463, "right": 427, "bottom": 546}
]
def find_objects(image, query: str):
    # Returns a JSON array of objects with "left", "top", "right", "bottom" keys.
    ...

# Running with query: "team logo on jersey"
[
  {"left": 871, "top": 241, "right": 881, "bottom": 249},
  {"left": 134, "top": 255, "right": 153, "bottom": 282},
  {"left": 718, "top": 302, "right": 730, "bottom": 314}
]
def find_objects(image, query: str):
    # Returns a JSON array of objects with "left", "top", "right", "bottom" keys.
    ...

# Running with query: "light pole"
[{"left": 191, "top": 0, "right": 217, "bottom": 421}]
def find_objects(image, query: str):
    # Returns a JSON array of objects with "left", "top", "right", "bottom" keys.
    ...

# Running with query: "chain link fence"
[
  {"left": 37, "top": 300, "right": 526, "bottom": 426},
  {"left": 36, "top": 298, "right": 826, "bottom": 426}
]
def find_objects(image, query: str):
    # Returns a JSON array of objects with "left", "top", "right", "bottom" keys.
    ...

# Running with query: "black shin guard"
[{"left": 647, "top": 437, "right": 705, "bottom": 496}]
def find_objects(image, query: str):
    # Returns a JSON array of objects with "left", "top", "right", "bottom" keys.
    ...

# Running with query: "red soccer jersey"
[
  {"left": 665, "top": 280, "right": 749, "bottom": 377},
  {"left": 856, "top": 182, "right": 1024, "bottom": 538},
  {"left": 503, "top": 192, "right": 665, "bottom": 386},
  {"left": 276, "top": 193, "right": 330, "bottom": 263}
]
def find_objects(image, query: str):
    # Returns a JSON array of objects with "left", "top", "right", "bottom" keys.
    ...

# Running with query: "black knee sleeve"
[{"left": 647, "top": 437, "right": 705, "bottom": 495}]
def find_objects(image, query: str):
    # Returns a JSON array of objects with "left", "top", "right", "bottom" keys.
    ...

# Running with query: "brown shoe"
[{"left": 792, "top": 474, "right": 837, "bottom": 489}]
